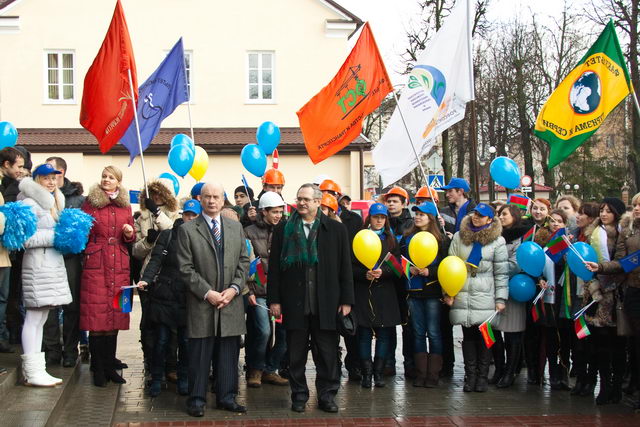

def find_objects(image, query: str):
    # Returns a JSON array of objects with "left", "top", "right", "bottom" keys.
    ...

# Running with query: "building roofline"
[{"left": 320, "top": 0, "right": 363, "bottom": 37}]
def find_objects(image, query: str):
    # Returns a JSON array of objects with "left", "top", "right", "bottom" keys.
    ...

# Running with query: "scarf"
[
  {"left": 455, "top": 200, "right": 471, "bottom": 232},
  {"left": 466, "top": 223, "right": 490, "bottom": 268},
  {"left": 280, "top": 208, "right": 320, "bottom": 269},
  {"left": 105, "top": 190, "right": 119, "bottom": 200}
]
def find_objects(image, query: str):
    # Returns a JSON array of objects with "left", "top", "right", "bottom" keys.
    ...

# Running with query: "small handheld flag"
[
  {"left": 401, "top": 255, "right": 412, "bottom": 279},
  {"left": 620, "top": 249, "right": 640, "bottom": 273},
  {"left": 545, "top": 228, "right": 570, "bottom": 263},
  {"left": 112, "top": 288, "right": 132, "bottom": 314},
  {"left": 507, "top": 194, "right": 531, "bottom": 210},
  {"left": 531, "top": 303, "right": 540, "bottom": 322},
  {"left": 522, "top": 225, "right": 536, "bottom": 243},
  {"left": 574, "top": 315, "right": 591, "bottom": 339},
  {"left": 253, "top": 258, "right": 267, "bottom": 288},
  {"left": 383, "top": 253, "right": 403, "bottom": 278},
  {"left": 479, "top": 310, "right": 499, "bottom": 348},
  {"left": 241, "top": 174, "right": 253, "bottom": 202}
]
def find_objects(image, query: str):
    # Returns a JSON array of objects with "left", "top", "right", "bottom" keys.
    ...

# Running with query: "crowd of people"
[{"left": 0, "top": 145, "right": 639, "bottom": 417}]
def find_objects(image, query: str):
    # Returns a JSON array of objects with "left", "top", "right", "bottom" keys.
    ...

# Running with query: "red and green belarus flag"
[
  {"left": 384, "top": 253, "right": 403, "bottom": 278},
  {"left": 534, "top": 20, "right": 632, "bottom": 168},
  {"left": 575, "top": 315, "right": 591, "bottom": 339},
  {"left": 522, "top": 225, "right": 536, "bottom": 243},
  {"left": 479, "top": 320, "right": 496, "bottom": 349},
  {"left": 507, "top": 194, "right": 530, "bottom": 210},
  {"left": 531, "top": 303, "right": 540, "bottom": 323},
  {"left": 401, "top": 256, "right": 412, "bottom": 279}
]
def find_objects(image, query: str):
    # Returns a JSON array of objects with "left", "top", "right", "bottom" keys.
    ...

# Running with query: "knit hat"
[
  {"left": 602, "top": 197, "right": 626, "bottom": 217},
  {"left": 234, "top": 185, "right": 254, "bottom": 200}
]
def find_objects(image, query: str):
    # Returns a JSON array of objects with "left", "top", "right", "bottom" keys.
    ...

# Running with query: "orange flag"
[
  {"left": 297, "top": 23, "right": 392, "bottom": 164},
  {"left": 80, "top": 0, "right": 138, "bottom": 154}
]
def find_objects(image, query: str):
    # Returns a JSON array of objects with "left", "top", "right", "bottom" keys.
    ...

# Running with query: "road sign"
[
  {"left": 428, "top": 174, "right": 445, "bottom": 189},
  {"left": 521, "top": 175, "right": 533, "bottom": 187},
  {"left": 521, "top": 186, "right": 532, "bottom": 193}
]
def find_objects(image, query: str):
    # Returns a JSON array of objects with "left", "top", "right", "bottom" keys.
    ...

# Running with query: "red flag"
[
  {"left": 80, "top": 0, "right": 137, "bottom": 154},
  {"left": 297, "top": 22, "right": 392, "bottom": 164}
]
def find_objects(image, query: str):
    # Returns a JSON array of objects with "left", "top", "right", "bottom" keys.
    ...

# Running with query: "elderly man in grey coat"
[{"left": 176, "top": 183, "right": 249, "bottom": 417}]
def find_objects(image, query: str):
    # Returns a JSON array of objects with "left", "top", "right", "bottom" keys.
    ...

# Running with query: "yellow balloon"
[
  {"left": 352, "top": 229, "right": 382, "bottom": 270},
  {"left": 408, "top": 231, "right": 438, "bottom": 269},
  {"left": 188, "top": 146, "right": 209, "bottom": 181},
  {"left": 438, "top": 256, "right": 467, "bottom": 297}
]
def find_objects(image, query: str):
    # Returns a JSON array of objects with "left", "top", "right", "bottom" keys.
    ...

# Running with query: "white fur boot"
[{"left": 22, "top": 353, "right": 61, "bottom": 387}]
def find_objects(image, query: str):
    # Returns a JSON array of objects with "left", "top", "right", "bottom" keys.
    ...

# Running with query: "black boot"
[
  {"left": 489, "top": 337, "right": 505, "bottom": 385},
  {"left": 475, "top": 342, "right": 491, "bottom": 392},
  {"left": 610, "top": 370, "right": 623, "bottom": 404},
  {"left": 549, "top": 362, "right": 563, "bottom": 390},
  {"left": 89, "top": 335, "right": 107, "bottom": 387},
  {"left": 373, "top": 357, "right": 386, "bottom": 388},
  {"left": 462, "top": 341, "right": 477, "bottom": 392},
  {"left": 497, "top": 336, "right": 521, "bottom": 389},
  {"left": 360, "top": 359, "right": 372, "bottom": 389},
  {"left": 596, "top": 368, "right": 612, "bottom": 405},
  {"left": 105, "top": 335, "right": 126, "bottom": 384}
]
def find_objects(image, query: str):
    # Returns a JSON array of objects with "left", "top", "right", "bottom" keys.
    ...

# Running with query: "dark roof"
[
  {"left": 323, "top": 0, "right": 362, "bottom": 24},
  {"left": 478, "top": 183, "right": 553, "bottom": 192},
  {"left": 0, "top": 0, "right": 18, "bottom": 10},
  {"left": 16, "top": 127, "right": 370, "bottom": 155}
]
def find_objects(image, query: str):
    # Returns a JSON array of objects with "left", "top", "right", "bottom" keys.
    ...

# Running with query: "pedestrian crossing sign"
[{"left": 428, "top": 174, "right": 445, "bottom": 189}]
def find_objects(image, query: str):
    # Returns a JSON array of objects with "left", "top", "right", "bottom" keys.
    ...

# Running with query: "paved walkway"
[{"left": 64, "top": 299, "right": 639, "bottom": 425}]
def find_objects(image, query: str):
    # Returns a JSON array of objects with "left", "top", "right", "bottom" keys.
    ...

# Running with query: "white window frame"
[
  {"left": 246, "top": 51, "right": 275, "bottom": 104},
  {"left": 43, "top": 50, "right": 76, "bottom": 104},
  {"left": 161, "top": 49, "right": 193, "bottom": 104}
]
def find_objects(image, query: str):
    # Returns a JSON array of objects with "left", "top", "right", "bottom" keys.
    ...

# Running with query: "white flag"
[{"left": 373, "top": 0, "right": 475, "bottom": 186}]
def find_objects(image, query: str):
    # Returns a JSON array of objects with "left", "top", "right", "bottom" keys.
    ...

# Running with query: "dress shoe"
[
  {"left": 0, "top": 341, "right": 14, "bottom": 353},
  {"left": 216, "top": 401, "right": 247, "bottom": 413},
  {"left": 318, "top": 400, "right": 338, "bottom": 413},
  {"left": 291, "top": 401, "right": 306, "bottom": 412},
  {"left": 114, "top": 358, "right": 128, "bottom": 369},
  {"left": 187, "top": 406, "right": 204, "bottom": 417}
]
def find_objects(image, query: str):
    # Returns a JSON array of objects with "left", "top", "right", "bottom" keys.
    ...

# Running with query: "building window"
[
  {"left": 44, "top": 51, "right": 75, "bottom": 103},
  {"left": 247, "top": 51, "right": 274, "bottom": 103},
  {"left": 184, "top": 50, "right": 192, "bottom": 101}
]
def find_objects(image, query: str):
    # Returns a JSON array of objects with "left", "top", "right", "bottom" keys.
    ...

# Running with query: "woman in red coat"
[{"left": 79, "top": 166, "right": 135, "bottom": 387}]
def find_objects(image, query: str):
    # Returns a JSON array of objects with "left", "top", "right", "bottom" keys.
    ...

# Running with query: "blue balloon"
[
  {"left": 256, "top": 121, "right": 281, "bottom": 155},
  {"left": 516, "top": 241, "right": 545, "bottom": 277},
  {"left": 168, "top": 144, "right": 195, "bottom": 177},
  {"left": 0, "top": 121, "right": 18, "bottom": 149},
  {"left": 241, "top": 144, "right": 267, "bottom": 177},
  {"left": 170, "top": 134, "right": 195, "bottom": 155},
  {"left": 159, "top": 172, "right": 180, "bottom": 196},
  {"left": 509, "top": 274, "right": 536, "bottom": 302},
  {"left": 567, "top": 241, "right": 598, "bottom": 281},
  {"left": 490, "top": 156, "right": 521, "bottom": 189}
]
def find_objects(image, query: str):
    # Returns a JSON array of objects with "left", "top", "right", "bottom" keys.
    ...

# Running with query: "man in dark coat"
[
  {"left": 42, "top": 156, "right": 86, "bottom": 367},
  {"left": 268, "top": 183, "right": 354, "bottom": 413},
  {"left": 176, "top": 183, "right": 249, "bottom": 417}
]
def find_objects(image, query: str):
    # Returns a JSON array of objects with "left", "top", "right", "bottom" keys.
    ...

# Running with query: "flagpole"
[
  {"left": 391, "top": 90, "right": 447, "bottom": 235},
  {"left": 632, "top": 91, "right": 640, "bottom": 119},
  {"left": 127, "top": 68, "right": 149, "bottom": 197}
]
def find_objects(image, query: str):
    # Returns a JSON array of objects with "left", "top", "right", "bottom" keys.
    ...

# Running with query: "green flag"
[{"left": 534, "top": 20, "right": 632, "bottom": 169}]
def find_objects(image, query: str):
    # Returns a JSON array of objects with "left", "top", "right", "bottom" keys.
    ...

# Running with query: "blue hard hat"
[
  {"left": 190, "top": 182, "right": 205, "bottom": 197},
  {"left": 412, "top": 201, "right": 438, "bottom": 217},
  {"left": 473, "top": 203, "right": 495, "bottom": 219},
  {"left": 183, "top": 199, "right": 202, "bottom": 215},
  {"left": 437, "top": 177, "right": 470, "bottom": 192},
  {"left": 368, "top": 203, "right": 388, "bottom": 217}
]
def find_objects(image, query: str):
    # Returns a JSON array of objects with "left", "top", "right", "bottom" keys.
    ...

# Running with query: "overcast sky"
[{"left": 336, "top": 0, "right": 591, "bottom": 84}]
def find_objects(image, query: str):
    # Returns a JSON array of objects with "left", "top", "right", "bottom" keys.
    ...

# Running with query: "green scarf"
[{"left": 280, "top": 208, "right": 320, "bottom": 269}]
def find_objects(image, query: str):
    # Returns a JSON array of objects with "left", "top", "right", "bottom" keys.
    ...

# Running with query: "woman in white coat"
[{"left": 19, "top": 164, "right": 71, "bottom": 387}]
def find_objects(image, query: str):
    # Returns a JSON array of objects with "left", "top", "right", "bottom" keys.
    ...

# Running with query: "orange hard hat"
[
  {"left": 319, "top": 179, "right": 341, "bottom": 194},
  {"left": 384, "top": 186, "right": 409, "bottom": 202},
  {"left": 262, "top": 168, "right": 285, "bottom": 185},
  {"left": 321, "top": 193, "right": 338, "bottom": 212},
  {"left": 415, "top": 186, "right": 439, "bottom": 203}
]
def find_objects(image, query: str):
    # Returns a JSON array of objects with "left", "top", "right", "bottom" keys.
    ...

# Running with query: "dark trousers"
[
  {"left": 544, "top": 321, "right": 572, "bottom": 376},
  {"left": 287, "top": 317, "right": 340, "bottom": 404},
  {"left": 440, "top": 305, "right": 455, "bottom": 371},
  {"left": 43, "top": 256, "right": 82, "bottom": 359},
  {"left": 152, "top": 324, "right": 188, "bottom": 382},
  {"left": 629, "top": 315, "right": 640, "bottom": 393},
  {"left": 187, "top": 335, "right": 239, "bottom": 408}
]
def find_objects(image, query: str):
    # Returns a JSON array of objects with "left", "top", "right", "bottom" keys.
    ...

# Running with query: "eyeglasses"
[{"left": 296, "top": 197, "right": 318, "bottom": 203}]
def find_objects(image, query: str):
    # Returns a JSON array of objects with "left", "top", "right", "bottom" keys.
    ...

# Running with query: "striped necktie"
[{"left": 211, "top": 219, "right": 221, "bottom": 246}]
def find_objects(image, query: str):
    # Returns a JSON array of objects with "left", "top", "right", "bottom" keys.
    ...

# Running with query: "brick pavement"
[{"left": 99, "top": 298, "right": 640, "bottom": 426}]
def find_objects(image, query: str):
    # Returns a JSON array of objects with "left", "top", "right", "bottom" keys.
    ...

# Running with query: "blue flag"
[
  {"left": 620, "top": 249, "right": 640, "bottom": 273},
  {"left": 119, "top": 38, "right": 189, "bottom": 163},
  {"left": 249, "top": 257, "right": 260, "bottom": 276}
]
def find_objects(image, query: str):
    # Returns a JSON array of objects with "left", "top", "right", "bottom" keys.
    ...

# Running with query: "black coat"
[
  {"left": 339, "top": 208, "right": 363, "bottom": 242},
  {"left": 352, "top": 232, "right": 402, "bottom": 328},
  {"left": 140, "top": 220, "right": 187, "bottom": 328},
  {"left": 0, "top": 175, "right": 19, "bottom": 202},
  {"left": 267, "top": 213, "right": 355, "bottom": 331},
  {"left": 389, "top": 208, "right": 413, "bottom": 240}
]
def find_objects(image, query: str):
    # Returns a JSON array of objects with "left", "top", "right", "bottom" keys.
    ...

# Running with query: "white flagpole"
[
  {"left": 127, "top": 68, "right": 149, "bottom": 197},
  {"left": 182, "top": 49, "right": 195, "bottom": 143},
  {"left": 631, "top": 91, "right": 640, "bottom": 119},
  {"left": 391, "top": 90, "right": 447, "bottom": 235}
]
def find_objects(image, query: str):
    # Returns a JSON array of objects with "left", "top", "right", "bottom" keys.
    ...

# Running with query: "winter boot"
[
  {"left": 21, "top": 353, "right": 59, "bottom": 387},
  {"left": 104, "top": 335, "right": 126, "bottom": 384},
  {"left": 373, "top": 357, "right": 386, "bottom": 387},
  {"left": 149, "top": 380, "right": 162, "bottom": 397},
  {"left": 462, "top": 340, "right": 477, "bottom": 392},
  {"left": 89, "top": 336, "right": 107, "bottom": 387},
  {"left": 475, "top": 342, "right": 491, "bottom": 392},
  {"left": 596, "top": 369, "right": 612, "bottom": 405},
  {"left": 360, "top": 359, "right": 372, "bottom": 389},
  {"left": 412, "top": 352, "right": 428, "bottom": 387},
  {"left": 489, "top": 337, "right": 505, "bottom": 385},
  {"left": 497, "top": 338, "right": 522, "bottom": 389},
  {"left": 425, "top": 354, "right": 442, "bottom": 388},
  {"left": 549, "top": 362, "right": 563, "bottom": 390}
]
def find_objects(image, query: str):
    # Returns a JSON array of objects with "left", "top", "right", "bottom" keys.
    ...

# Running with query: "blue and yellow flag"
[{"left": 534, "top": 21, "right": 632, "bottom": 169}]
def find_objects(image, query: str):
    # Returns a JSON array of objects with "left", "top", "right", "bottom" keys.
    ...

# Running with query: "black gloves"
[
  {"left": 144, "top": 198, "right": 160, "bottom": 216},
  {"left": 146, "top": 228, "right": 159, "bottom": 244}
]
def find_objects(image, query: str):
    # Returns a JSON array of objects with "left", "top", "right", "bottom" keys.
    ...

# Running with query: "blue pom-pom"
[
  {"left": 0, "top": 202, "right": 38, "bottom": 250},
  {"left": 54, "top": 208, "right": 95, "bottom": 255}
]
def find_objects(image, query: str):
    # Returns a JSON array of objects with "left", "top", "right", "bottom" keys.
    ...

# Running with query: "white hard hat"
[{"left": 258, "top": 191, "right": 285, "bottom": 209}]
